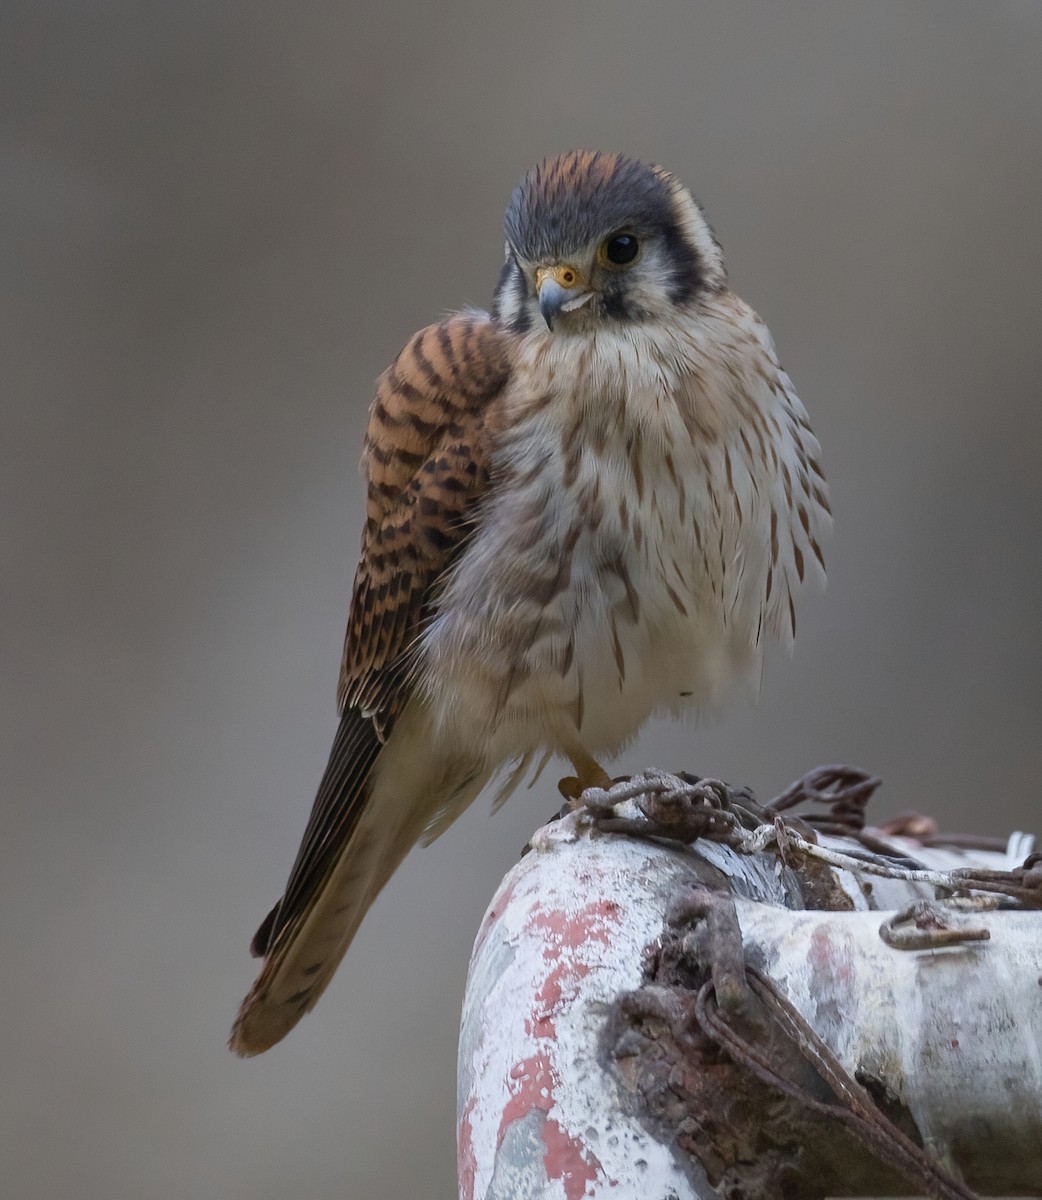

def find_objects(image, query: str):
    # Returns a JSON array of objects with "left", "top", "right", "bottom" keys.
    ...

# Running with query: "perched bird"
[{"left": 230, "top": 151, "right": 830, "bottom": 1056}]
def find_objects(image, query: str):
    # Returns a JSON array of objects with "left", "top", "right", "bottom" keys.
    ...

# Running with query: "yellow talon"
[{"left": 558, "top": 749, "right": 613, "bottom": 803}]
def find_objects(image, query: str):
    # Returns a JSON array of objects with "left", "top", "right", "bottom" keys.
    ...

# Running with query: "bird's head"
[{"left": 492, "top": 150, "right": 725, "bottom": 334}]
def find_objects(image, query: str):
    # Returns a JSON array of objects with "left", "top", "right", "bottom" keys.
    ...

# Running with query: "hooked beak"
[{"left": 536, "top": 264, "right": 593, "bottom": 329}]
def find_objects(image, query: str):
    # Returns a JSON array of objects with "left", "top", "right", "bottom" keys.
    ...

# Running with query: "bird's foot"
[
  {"left": 557, "top": 750, "right": 615, "bottom": 807},
  {"left": 556, "top": 775, "right": 583, "bottom": 803},
  {"left": 527, "top": 770, "right": 627, "bottom": 856},
  {"left": 557, "top": 771, "right": 614, "bottom": 804}
]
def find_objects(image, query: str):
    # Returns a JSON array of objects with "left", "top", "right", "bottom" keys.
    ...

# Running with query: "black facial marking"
[
  {"left": 660, "top": 220, "right": 704, "bottom": 305},
  {"left": 600, "top": 286, "right": 636, "bottom": 322},
  {"left": 491, "top": 253, "right": 532, "bottom": 333}
]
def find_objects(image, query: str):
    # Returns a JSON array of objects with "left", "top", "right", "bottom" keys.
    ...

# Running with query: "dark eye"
[{"left": 603, "top": 233, "right": 640, "bottom": 265}]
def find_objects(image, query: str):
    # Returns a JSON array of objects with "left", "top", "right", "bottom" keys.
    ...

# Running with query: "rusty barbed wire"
[{"left": 578, "top": 765, "right": 1041, "bottom": 910}]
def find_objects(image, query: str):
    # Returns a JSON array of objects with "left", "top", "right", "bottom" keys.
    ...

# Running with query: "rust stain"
[
  {"left": 807, "top": 923, "right": 856, "bottom": 1031},
  {"left": 808, "top": 923, "right": 855, "bottom": 987}
]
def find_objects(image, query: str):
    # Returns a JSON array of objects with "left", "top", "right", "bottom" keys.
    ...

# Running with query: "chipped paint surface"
[
  {"left": 458, "top": 813, "right": 1042, "bottom": 1197},
  {"left": 748, "top": 900, "right": 1042, "bottom": 1173},
  {"left": 457, "top": 815, "right": 706, "bottom": 1199},
  {"left": 498, "top": 1055, "right": 600, "bottom": 1200}
]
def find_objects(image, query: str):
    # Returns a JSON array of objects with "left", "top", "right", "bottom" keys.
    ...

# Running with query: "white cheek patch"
[{"left": 620, "top": 246, "right": 679, "bottom": 317}]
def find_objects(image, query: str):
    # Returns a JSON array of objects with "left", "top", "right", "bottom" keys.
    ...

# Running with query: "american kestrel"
[{"left": 230, "top": 151, "right": 830, "bottom": 1056}]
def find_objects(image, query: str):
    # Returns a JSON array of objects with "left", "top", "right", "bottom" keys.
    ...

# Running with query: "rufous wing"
[{"left": 229, "top": 313, "right": 512, "bottom": 1056}]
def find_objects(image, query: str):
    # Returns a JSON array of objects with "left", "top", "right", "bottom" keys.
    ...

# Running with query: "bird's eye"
[{"left": 602, "top": 233, "right": 640, "bottom": 266}]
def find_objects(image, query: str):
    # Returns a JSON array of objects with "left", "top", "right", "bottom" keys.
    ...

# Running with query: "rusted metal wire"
[
  {"left": 879, "top": 897, "right": 997, "bottom": 950},
  {"left": 874, "top": 811, "right": 1019, "bottom": 854},
  {"left": 617, "top": 883, "right": 985, "bottom": 1199},
  {"left": 596, "top": 770, "right": 1039, "bottom": 1197},
  {"left": 691, "top": 969, "right": 979, "bottom": 1200},
  {"left": 671, "top": 886, "right": 982, "bottom": 1199},
  {"left": 765, "top": 764, "right": 883, "bottom": 836},
  {"left": 580, "top": 766, "right": 1041, "bottom": 911}
]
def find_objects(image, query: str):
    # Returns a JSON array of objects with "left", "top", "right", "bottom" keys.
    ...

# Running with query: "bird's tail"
[{"left": 229, "top": 709, "right": 486, "bottom": 1056}]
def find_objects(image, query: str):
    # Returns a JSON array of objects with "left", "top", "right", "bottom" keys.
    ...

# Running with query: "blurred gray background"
[{"left": 4, "top": 2, "right": 1041, "bottom": 1197}]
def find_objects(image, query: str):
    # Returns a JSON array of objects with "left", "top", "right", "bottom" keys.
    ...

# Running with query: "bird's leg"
[{"left": 557, "top": 745, "right": 613, "bottom": 804}]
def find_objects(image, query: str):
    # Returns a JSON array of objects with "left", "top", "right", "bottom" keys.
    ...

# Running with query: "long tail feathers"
[
  {"left": 229, "top": 809, "right": 399, "bottom": 1056},
  {"left": 229, "top": 707, "right": 489, "bottom": 1057},
  {"left": 230, "top": 709, "right": 389, "bottom": 1056}
]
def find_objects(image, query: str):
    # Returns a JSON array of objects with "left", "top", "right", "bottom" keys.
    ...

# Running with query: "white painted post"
[{"left": 457, "top": 803, "right": 1041, "bottom": 1199}]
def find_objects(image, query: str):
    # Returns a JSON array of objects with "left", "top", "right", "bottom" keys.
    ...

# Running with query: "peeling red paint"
[
  {"left": 529, "top": 899, "right": 619, "bottom": 949},
  {"left": 485, "top": 902, "right": 620, "bottom": 1196},
  {"left": 524, "top": 901, "right": 621, "bottom": 1038},
  {"left": 543, "top": 1116, "right": 602, "bottom": 1200},
  {"left": 458, "top": 1095, "right": 478, "bottom": 1200},
  {"left": 530, "top": 960, "right": 591, "bottom": 1038},
  {"left": 497, "top": 1055, "right": 602, "bottom": 1199},
  {"left": 498, "top": 1053, "right": 557, "bottom": 1139}
]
